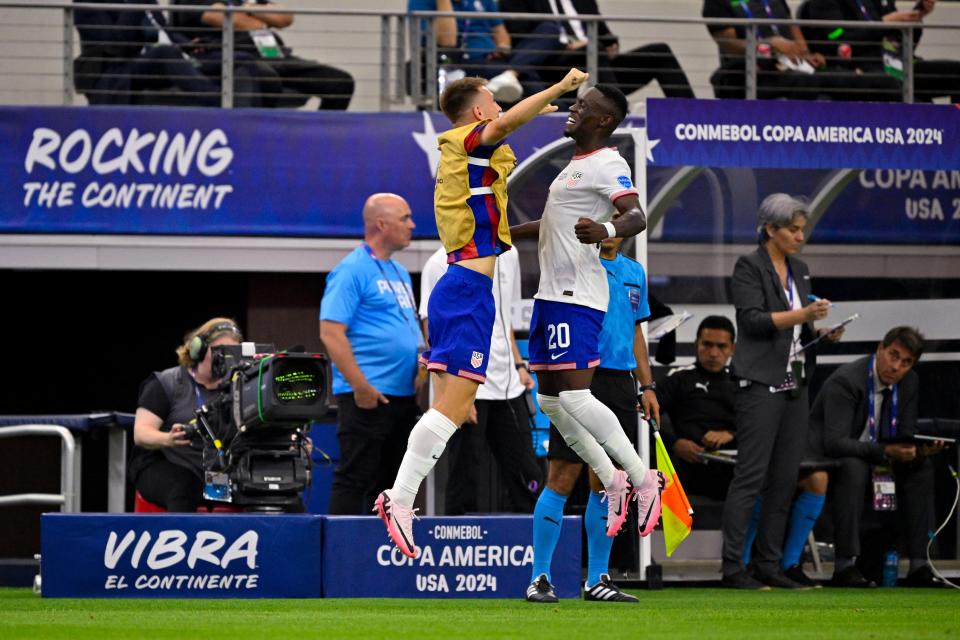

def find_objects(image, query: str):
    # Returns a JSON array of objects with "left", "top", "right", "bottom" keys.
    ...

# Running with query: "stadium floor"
[{"left": 1, "top": 586, "right": 957, "bottom": 639}]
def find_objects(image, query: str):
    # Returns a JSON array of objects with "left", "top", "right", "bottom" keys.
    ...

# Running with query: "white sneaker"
[{"left": 486, "top": 71, "right": 523, "bottom": 103}]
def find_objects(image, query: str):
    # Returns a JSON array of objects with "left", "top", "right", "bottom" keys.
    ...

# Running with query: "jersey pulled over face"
[{"left": 535, "top": 146, "right": 637, "bottom": 312}]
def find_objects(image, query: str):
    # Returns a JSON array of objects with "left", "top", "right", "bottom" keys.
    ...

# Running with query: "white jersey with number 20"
[{"left": 534, "top": 146, "right": 638, "bottom": 312}]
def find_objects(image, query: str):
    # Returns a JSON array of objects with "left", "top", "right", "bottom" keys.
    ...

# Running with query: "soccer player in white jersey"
[{"left": 511, "top": 85, "right": 664, "bottom": 585}]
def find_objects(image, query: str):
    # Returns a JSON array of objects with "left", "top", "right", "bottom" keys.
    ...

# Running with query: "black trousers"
[
  {"left": 721, "top": 382, "right": 808, "bottom": 576},
  {"left": 444, "top": 394, "right": 542, "bottom": 515},
  {"left": 135, "top": 457, "right": 203, "bottom": 513},
  {"left": 257, "top": 55, "right": 355, "bottom": 110},
  {"left": 711, "top": 60, "right": 901, "bottom": 101},
  {"left": 610, "top": 43, "right": 695, "bottom": 99},
  {"left": 328, "top": 393, "right": 419, "bottom": 515},
  {"left": 128, "top": 46, "right": 221, "bottom": 106},
  {"left": 196, "top": 52, "right": 279, "bottom": 108},
  {"left": 831, "top": 456, "right": 934, "bottom": 560},
  {"left": 672, "top": 457, "right": 735, "bottom": 503}
]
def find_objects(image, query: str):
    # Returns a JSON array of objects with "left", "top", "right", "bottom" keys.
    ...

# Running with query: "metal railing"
[
  {"left": 0, "top": 1, "right": 957, "bottom": 108},
  {"left": 0, "top": 425, "right": 80, "bottom": 513}
]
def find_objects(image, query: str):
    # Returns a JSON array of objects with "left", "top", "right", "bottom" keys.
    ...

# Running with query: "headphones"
[{"left": 187, "top": 322, "right": 242, "bottom": 363}]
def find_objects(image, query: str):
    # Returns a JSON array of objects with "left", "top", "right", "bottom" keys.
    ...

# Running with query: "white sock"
[
  {"left": 391, "top": 409, "right": 458, "bottom": 507},
  {"left": 558, "top": 389, "right": 652, "bottom": 489},
  {"left": 538, "top": 393, "right": 616, "bottom": 487}
]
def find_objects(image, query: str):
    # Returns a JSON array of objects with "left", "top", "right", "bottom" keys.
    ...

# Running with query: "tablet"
[{"left": 880, "top": 433, "right": 957, "bottom": 444}]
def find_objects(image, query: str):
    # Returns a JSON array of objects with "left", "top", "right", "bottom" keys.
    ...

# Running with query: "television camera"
[{"left": 189, "top": 342, "right": 328, "bottom": 512}]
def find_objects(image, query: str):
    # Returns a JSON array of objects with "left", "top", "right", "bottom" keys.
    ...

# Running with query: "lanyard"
[
  {"left": 362, "top": 243, "right": 425, "bottom": 349},
  {"left": 735, "top": 0, "right": 780, "bottom": 36},
  {"left": 854, "top": 0, "right": 873, "bottom": 21},
  {"left": 187, "top": 368, "right": 209, "bottom": 409},
  {"left": 784, "top": 264, "right": 796, "bottom": 308},
  {"left": 867, "top": 353, "right": 899, "bottom": 441}
]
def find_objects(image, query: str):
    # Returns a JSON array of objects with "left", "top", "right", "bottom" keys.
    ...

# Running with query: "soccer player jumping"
[
  {"left": 512, "top": 84, "right": 664, "bottom": 582},
  {"left": 376, "top": 68, "right": 589, "bottom": 558}
]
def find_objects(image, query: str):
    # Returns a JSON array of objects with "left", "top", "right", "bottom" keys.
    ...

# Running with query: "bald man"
[{"left": 320, "top": 193, "right": 426, "bottom": 515}]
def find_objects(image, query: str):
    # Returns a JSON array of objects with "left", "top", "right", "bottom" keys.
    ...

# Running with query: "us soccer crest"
[
  {"left": 629, "top": 287, "right": 641, "bottom": 312},
  {"left": 470, "top": 351, "right": 485, "bottom": 368}
]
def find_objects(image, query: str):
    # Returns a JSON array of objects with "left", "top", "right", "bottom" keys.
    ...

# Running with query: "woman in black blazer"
[{"left": 720, "top": 194, "right": 841, "bottom": 589}]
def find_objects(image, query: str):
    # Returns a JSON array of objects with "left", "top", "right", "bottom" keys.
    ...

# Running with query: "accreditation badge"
[
  {"left": 872, "top": 466, "right": 897, "bottom": 512},
  {"left": 251, "top": 29, "right": 282, "bottom": 59}
]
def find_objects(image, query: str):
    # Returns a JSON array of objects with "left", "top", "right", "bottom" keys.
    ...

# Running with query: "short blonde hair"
[
  {"left": 440, "top": 76, "right": 487, "bottom": 123},
  {"left": 176, "top": 317, "right": 243, "bottom": 367}
]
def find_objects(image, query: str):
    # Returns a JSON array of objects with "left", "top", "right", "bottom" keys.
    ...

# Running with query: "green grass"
[{"left": 1, "top": 587, "right": 957, "bottom": 639}]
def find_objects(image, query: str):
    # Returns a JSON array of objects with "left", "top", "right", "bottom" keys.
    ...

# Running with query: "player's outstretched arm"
[
  {"left": 573, "top": 194, "right": 646, "bottom": 244},
  {"left": 480, "top": 68, "right": 588, "bottom": 146},
  {"left": 510, "top": 219, "right": 540, "bottom": 240}
]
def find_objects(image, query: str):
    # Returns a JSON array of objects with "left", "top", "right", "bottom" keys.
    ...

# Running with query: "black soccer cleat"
[
  {"left": 526, "top": 574, "right": 559, "bottom": 603},
  {"left": 583, "top": 574, "right": 639, "bottom": 603}
]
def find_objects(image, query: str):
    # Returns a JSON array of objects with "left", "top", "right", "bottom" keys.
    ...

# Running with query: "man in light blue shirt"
[{"left": 320, "top": 193, "right": 424, "bottom": 515}]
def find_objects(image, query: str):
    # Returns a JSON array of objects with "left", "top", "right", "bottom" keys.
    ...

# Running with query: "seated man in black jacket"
[
  {"left": 809, "top": 326, "right": 944, "bottom": 587},
  {"left": 73, "top": 0, "right": 221, "bottom": 105},
  {"left": 804, "top": 0, "right": 960, "bottom": 103},
  {"left": 657, "top": 315, "right": 738, "bottom": 503},
  {"left": 171, "top": 0, "right": 354, "bottom": 110}
]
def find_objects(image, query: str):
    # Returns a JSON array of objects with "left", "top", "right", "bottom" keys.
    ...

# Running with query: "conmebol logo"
[{"left": 103, "top": 529, "right": 259, "bottom": 571}]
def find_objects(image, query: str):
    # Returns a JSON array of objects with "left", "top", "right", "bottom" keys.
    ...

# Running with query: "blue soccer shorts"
[
  {"left": 419, "top": 264, "right": 495, "bottom": 383},
  {"left": 528, "top": 299, "right": 603, "bottom": 371}
]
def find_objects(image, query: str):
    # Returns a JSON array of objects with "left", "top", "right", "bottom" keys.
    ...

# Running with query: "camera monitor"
[{"left": 232, "top": 353, "right": 328, "bottom": 429}]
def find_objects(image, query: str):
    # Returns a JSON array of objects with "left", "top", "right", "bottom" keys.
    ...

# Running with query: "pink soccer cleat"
[
  {"left": 374, "top": 490, "right": 419, "bottom": 558},
  {"left": 635, "top": 470, "right": 665, "bottom": 537},
  {"left": 601, "top": 470, "right": 631, "bottom": 536}
]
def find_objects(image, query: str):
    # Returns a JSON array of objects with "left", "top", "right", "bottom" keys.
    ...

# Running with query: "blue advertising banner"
[
  {"left": 646, "top": 98, "right": 960, "bottom": 171},
  {"left": 0, "top": 107, "right": 577, "bottom": 238},
  {"left": 41, "top": 513, "right": 322, "bottom": 598},
  {"left": 322, "top": 516, "right": 581, "bottom": 599},
  {"left": 649, "top": 166, "right": 960, "bottom": 244}
]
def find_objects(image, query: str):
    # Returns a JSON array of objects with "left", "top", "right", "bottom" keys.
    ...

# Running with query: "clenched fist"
[{"left": 559, "top": 68, "right": 589, "bottom": 93}]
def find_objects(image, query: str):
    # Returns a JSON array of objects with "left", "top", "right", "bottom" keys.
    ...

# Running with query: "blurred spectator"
[
  {"left": 410, "top": 0, "right": 528, "bottom": 102},
  {"left": 810, "top": 326, "right": 944, "bottom": 588},
  {"left": 501, "top": 0, "right": 695, "bottom": 101},
  {"left": 130, "top": 318, "right": 243, "bottom": 511},
  {"left": 320, "top": 194, "right": 423, "bottom": 515},
  {"left": 804, "top": 0, "right": 960, "bottom": 103},
  {"left": 701, "top": 0, "right": 900, "bottom": 100},
  {"left": 420, "top": 246, "right": 541, "bottom": 514},
  {"left": 172, "top": 0, "right": 354, "bottom": 109},
  {"left": 656, "top": 315, "right": 738, "bottom": 503},
  {"left": 73, "top": 0, "right": 223, "bottom": 106}
]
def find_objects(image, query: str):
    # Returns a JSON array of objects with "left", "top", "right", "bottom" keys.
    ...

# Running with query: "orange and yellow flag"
[{"left": 653, "top": 425, "right": 693, "bottom": 557}]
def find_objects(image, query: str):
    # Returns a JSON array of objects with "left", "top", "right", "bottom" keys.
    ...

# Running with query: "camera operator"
[{"left": 129, "top": 317, "right": 243, "bottom": 512}]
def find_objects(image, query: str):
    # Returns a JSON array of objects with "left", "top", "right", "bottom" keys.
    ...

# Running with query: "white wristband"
[{"left": 602, "top": 222, "right": 616, "bottom": 238}]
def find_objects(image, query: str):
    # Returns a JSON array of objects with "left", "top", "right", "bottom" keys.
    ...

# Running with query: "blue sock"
[
  {"left": 585, "top": 491, "right": 615, "bottom": 587},
  {"left": 742, "top": 496, "right": 762, "bottom": 567},
  {"left": 531, "top": 488, "right": 567, "bottom": 582},
  {"left": 781, "top": 492, "right": 826, "bottom": 569}
]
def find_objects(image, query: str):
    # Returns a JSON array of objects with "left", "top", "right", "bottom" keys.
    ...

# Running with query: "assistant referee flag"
[{"left": 651, "top": 419, "right": 693, "bottom": 557}]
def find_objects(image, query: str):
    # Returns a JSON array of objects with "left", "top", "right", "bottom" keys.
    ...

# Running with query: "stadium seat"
[
  {"left": 133, "top": 491, "right": 167, "bottom": 513},
  {"left": 133, "top": 491, "right": 241, "bottom": 513}
]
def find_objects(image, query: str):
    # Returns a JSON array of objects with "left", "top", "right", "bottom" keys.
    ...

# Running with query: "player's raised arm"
[
  {"left": 574, "top": 195, "right": 646, "bottom": 244},
  {"left": 480, "top": 68, "right": 588, "bottom": 146}
]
